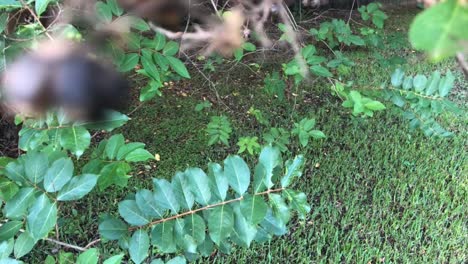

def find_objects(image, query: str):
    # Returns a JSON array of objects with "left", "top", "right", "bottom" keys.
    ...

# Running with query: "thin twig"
[
  {"left": 0, "top": 222, "right": 99, "bottom": 252},
  {"left": 456, "top": 52, "right": 468, "bottom": 78},
  {"left": 347, "top": 0, "right": 356, "bottom": 25},
  {"left": 19, "top": 0, "right": 54, "bottom": 41}
]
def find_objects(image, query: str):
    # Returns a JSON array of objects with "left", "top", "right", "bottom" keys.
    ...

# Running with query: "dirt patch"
[{"left": 0, "top": 112, "right": 19, "bottom": 158}]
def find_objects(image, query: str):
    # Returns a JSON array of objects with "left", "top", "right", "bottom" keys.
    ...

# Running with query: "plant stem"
[
  {"left": 129, "top": 187, "right": 285, "bottom": 231},
  {"left": 19, "top": 0, "right": 54, "bottom": 41}
]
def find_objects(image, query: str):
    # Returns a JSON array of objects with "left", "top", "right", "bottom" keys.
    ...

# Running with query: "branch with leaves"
[{"left": 98, "top": 146, "right": 309, "bottom": 263}]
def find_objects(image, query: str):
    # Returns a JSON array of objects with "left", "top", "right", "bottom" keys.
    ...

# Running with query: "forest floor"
[{"left": 26, "top": 6, "right": 466, "bottom": 263}]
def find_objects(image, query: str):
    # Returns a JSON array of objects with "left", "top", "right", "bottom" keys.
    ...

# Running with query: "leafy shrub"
[
  {"left": 292, "top": 118, "right": 326, "bottom": 147},
  {"left": 98, "top": 147, "right": 309, "bottom": 263},
  {"left": 206, "top": 116, "right": 233, "bottom": 146}
]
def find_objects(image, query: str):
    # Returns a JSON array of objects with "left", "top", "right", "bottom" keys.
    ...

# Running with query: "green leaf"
[
  {"left": 172, "top": 172, "right": 195, "bottom": 210},
  {"left": 95, "top": 1, "right": 113, "bottom": 22},
  {"left": 310, "top": 65, "right": 333, "bottom": 77},
  {"left": 153, "top": 179, "right": 180, "bottom": 214},
  {"left": 57, "top": 174, "right": 97, "bottom": 201},
  {"left": 76, "top": 248, "right": 99, "bottom": 264},
  {"left": 301, "top": 45, "right": 316, "bottom": 58},
  {"left": 125, "top": 149, "right": 154, "bottom": 162},
  {"left": 18, "top": 129, "right": 48, "bottom": 151},
  {"left": 166, "top": 256, "right": 186, "bottom": 264},
  {"left": 5, "top": 160, "right": 27, "bottom": 184},
  {"left": 117, "top": 142, "right": 145, "bottom": 160},
  {"left": 119, "top": 53, "right": 139, "bottom": 72},
  {"left": 413, "top": 74, "right": 428, "bottom": 92},
  {"left": 83, "top": 111, "right": 129, "bottom": 132},
  {"left": 44, "top": 158, "right": 74, "bottom": 192},
  {"left": 184, "top": 214, "right": 206, "bottom": 244},
  {"left": 425, "top": 71, "right": 441, "bottom": 95},
  {"left": 135, "top": 189, "right": 165, "bottom": 218},
  {"left": 372, "top": 10, "right": 387, "bottom": 28},
  {"left": 26, "top": 194, "right": 57, "bottom": 240},
  {"left": 35, "top": 0, "right": 53, "bottom": 16},
  {"left": 166, "top": 56, "right": 191, "bottom": 79},
  {"left": 118, "top": 200, "right": 150, "bottom": 226},
  {"left": 99, "top": 218, "right": 128, "bottom": 241},
  {"left": 402, "top": 76, "right": 413, "bottom": 90},
  {"left": 224, "top": 156, "right": 250, "bottom": 196},
  {"left": 14, "top": 232, "right": 35, "bottom": 259},
  {"left": 364, "top": 101, "right": 386, "bottom": 112},
  {"left": 44, "top": 255, "right": 55, "bottom": 264},
  {"left": 0, "top": 258, "right": 23, "bottom": 264},
  {"left": 281, "top": 155, "right": 305, "bottom": 188},
  {"left": 185, "top": 168, "right": 211, "bottom": 205},
  {"left": 4, "top": 188, "right": 37, "bottom": 219},
  {"left": 258, "top": 147, "right": 282, "bottom": 189},
  {"left": 208, "top": 205, "right": 234, "bottom": 245},
  {"left": 260, "top": 209, "right": 287, "bottom": 236},
  {"left": 283, "top": 190, "right": 311, "bottom": 220},
  {"left": 242, "top": 42, "right": 256, "bottom": 51},
  {"left": 240, "top": 194, "right": 268, "bottom": 225},
  {"left": 0, "top": 238, "right": 14, "bottom": 259},
  {"left": 208, "top": 162, "right": 228, "bottom": 201},
  {"left": 0, "top": 221, "right": 22, "bottom": 241},
  {"left": 154, "top": 33, "right": 167, "bottom": 51},
  {"left": 253, "top": 163, "right": 267, "bottom": 193},
  {"left": 141, "top": 50, "right": 161, "bottom": 83},
  {"left": 163, "top": 41, "right": 179, "bottom": 56},
  {"left": 310, "top": 130, "right": 326, "bottom": 139},
  {"left": 306, "top": 55, "right": 327, "bottom": 65},
  {"left": 140, "top": 80, "right": 163, "bottom": 102},
  {"left": 103, "top": 254, "right": 125, "bottom": 264},
  {"left": 0, "top": 178, "right": 19, "bottom": 201},
  {"left": 0, "top": 13, "right": 8, "bottom": 34},
  {"left": 129, "top": 230, "right": 150, "bottom": 264},
  {"left": 130, "top": 17, "right": 149, "bottom": 31},
  {"left": 24, "top": 152, "right": 48, "bottom": 184},
  {"left": 151, "top": 221, "right": 176, "bottom": 253},
  {"left": 391, "top": 68, "right": 405, "bottom": 87},
  {"left": 232, "top": 204, "right": 257, "bottom": 247},
  {"left": 269, "top": 193, "right": 291, "bottom": 223},
  {"left": 60, "top": 126, "right": 91, "bottom": 157},
  {"left": 197, "top": 237, "right": 214, "bottom": 257},
  {"left": 438, "top": 70, "right": 455, "bottom": 97},
  {"left": 107, "top": 0, "right": 124, "bottom": 16},
  {"left": 234, "top": 48, "right": 243, "bottom": 61},
  {"left": 409, "top": 0, "right": 468, "bottom": 61},
  {"left": 105, "top": 134, "right": 125, "bottom": 160},
  {"left": 154, "top": 52, "right": 169, "bottom": 71},
  {"left": 98, "top": 162, "right": 131, "bottom": 190}
]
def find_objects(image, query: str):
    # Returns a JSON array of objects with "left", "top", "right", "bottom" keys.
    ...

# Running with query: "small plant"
[
  {"left": 310, "top": 19, "right": 365, "bottom": 49},
  {"left": 359, "top": 27, "right": 384, "bottom": 47},
  {"left": 263, "top": 71, "right": 286, "bottom": 100},
  {"left": 263, "top": 127, "right": 291, "bottom": 153},
  {"left": 247, "top": 106, "right": 269, "bottom": 126},
  {"left": 358, "top": 3, "right": 388, "bottom": 29},
  {"left": 292, "top": 118, "right": 326, "bottom": 147},
  {"left": 206, "top": 116, "right": 233, "bottom": 146},
  {"left": 342, "top": 90, "right": 386, "bottom": 117},
  {"left": 234, "top": 42, "right": 257, "bottom": 62},
  {"left": 237, "top": 136, "right": 261, "bottom": 155},
  {"left": 195, "top": 101, "right": 212, "bottom": 112},
  {"left": 283, "top": 45, "right": 332, "bottom": 84}
]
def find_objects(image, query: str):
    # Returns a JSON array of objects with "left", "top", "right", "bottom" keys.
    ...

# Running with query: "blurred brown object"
[{"left": 1, "top": 40, "right": 129, "bottom": 121}]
